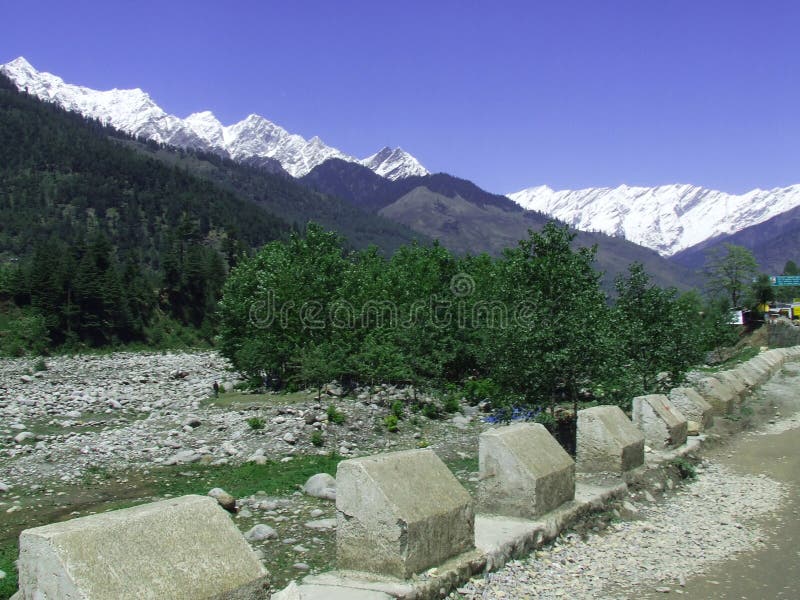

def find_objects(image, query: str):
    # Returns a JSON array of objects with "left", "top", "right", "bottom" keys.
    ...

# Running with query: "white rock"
[
  {"left": 244, "top": 524, "right": 278, "bottom": 542},
  {"left": 14, "top": 431, "right": 35, "bottom": 444},
  {"left": 302, "top": 473, "right": 336, "bottom": 500}
]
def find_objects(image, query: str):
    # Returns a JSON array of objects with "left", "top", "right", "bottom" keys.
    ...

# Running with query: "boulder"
[
  {"left": 303, "top": 473, "right": 336, "bottom": 501},
  {"left": 208, "top": 487, "right": 237, "bottom": 513},
  {"left": 478, "top": 423, "right": 574, "bottom": 518}
]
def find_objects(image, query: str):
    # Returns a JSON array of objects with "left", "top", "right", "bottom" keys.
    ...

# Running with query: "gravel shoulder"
[{"left": 451, "top": 363, "right": 800, "bottom": 600}]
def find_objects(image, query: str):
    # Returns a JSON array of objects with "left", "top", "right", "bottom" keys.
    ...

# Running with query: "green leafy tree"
[
  {"left": 704, "top": 244, "right": 759, "bottom": 308},
  {"left": 483, "top": 223, "right": 612, "bottom": 414}
]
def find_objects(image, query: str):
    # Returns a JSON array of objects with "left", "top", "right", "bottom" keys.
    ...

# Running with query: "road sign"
[{"left": 769, "top": 276, "right": 800, "bottom": 286}]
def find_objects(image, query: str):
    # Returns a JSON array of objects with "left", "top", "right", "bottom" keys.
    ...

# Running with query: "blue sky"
[{"left": 3, "top": 1, "right": 799, "bottom": 194}]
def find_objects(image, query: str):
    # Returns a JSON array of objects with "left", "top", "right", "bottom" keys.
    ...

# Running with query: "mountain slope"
[
  {"left": 0, "top": 73, "right": 289, "bottom": 262},
  {"left": 0, "top": 72, "right": 425, "bottom": 259},
  {"left": 0, "top": 57, "right": 429, "bottom": 180},
  {"left": 509, "top": 183, "right": 800, "bottom": 257},
  {"left": 671, "top": 204, "right": 800, "bottom": 274},
  {"left": 299, "top": 160, "right": 699, "bottom": 289}
]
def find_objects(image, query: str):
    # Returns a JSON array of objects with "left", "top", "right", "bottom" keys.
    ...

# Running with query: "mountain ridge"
[
  {"left": 509, "top": 183, "right": 800, "bottom": 257},
  {"left": 0, "top": 57, "right": 429, "bottom": 180}
]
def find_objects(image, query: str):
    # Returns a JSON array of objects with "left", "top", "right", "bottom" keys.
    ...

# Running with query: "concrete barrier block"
[
  {"left": 694, "top": 376, "right": 737, "bottom": 414},
  {"left": 749, "top": 354, "right": 776, "bottom": 376},
  {"left": 576, "top": 406, "right": 644, "bottom": 474},
  {"left": 632, "top": 394, "right": 688, "bottom": 450},
  {"left": 336, "top": 449, "right": 474, "bottom": 579},
  {"left": 16, "top": 495, "right": 265, "bottom": 600},
  {"left": 668, "top": 387, "right": 713, "bottom": 429},
  {"left": 714, "top": 371, "right": 748, "bottom": 396},
  {"left": 732, "top": 363, "right": 763, "bottom": 388},
  {"left": 478, "top": 423, "right": 574, "bottom": 519}
]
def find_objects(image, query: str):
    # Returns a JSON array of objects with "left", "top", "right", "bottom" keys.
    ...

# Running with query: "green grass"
[
  {"left": 0, "top": 454, "right": 343, "bottom": 599},
  {"left": 151, "top": 453, "right": 343, "bottom": 498},
  {"left": 0, "top": 540, "right": 17, "bottom": 600},
  {"left": 203, "top": 390, "right": 314, "bottom": 409},
  {"left": 699, "top": 346, "right": 761, "bottom": 373}
]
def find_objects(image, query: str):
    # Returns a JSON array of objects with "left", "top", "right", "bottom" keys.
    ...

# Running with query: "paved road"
[{"left": 674, "top": 424, "right": 800, "bottom": 599}]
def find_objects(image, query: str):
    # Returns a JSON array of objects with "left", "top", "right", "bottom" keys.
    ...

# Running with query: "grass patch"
[
  {"left": 203, "top": 390, "right": 313, "bottom": 409},
  {"left": 0, "top": 540, "right": 17, "bottom": 600},
  {"left": 699, "top": 346, "right": 761, "bottom": 373},
  {"left": 152, "top": 453, "right": 343, "bottom": 498}
]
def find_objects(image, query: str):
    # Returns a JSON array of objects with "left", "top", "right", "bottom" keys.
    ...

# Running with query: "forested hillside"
[{"left": 0, "top": 74, "right": 297, "bottom": 350}]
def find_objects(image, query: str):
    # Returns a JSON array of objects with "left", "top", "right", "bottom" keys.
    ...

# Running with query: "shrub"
[
  {"left": 0, "top": 313, "right": 50, "bottom": 357},
  {"left": 384, "top": 414, "right": 399, "bottom": 432},
  {"left": 670, "top": 457, "right": 696, "bottom": 480},
  {"left": 391, "top": 400, "right": 405, "bottom": 419},
  {"left": 310, "top": 430, "right": 324, "bottom": 447},
  {"left": 421, "top": 402, "right": 441, "bottom": 420},
  {"left": 327, "top": 404, "right": 346, "bottom": 425},
  {"left": 246, "top": 417, "right": 266, "bottom": 430},
  {"left": 462, "top": 378, "right": 501, "bottom": 405},
  {"left": 33, "top": 358, "right": 48, "bottom": 372},
  {"left": 442, "top": 394, "right": 460, "bottom": 413}
]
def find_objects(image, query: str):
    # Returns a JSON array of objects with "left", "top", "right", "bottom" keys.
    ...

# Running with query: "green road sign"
[{"left": 770, "top": 276, "right": 800, "bottom": 286}]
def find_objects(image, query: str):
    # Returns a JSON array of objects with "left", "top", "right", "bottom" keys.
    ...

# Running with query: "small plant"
[
  {"left": 416, "top": 438, "right": 430, "bottom": 448},
  {"left": 391, "top": 400, "right": 405, "bottom": 419},
  {"left": 740, "top": 405, "right": 754, "bottom": 417},
  {"left": 534, "top": 410, "right": 556, "bottom": 428},
  {"left": 217, "top": 383, "right": 226, "bottom": 394},
  {"left": 33, "top": 358, "right": 48, "bottom": 372},
  {"left": 442, "top": 394, "right": 460, "bottom": 414},
  {"left": 421, "top": 402, "right": 441, "bottom": 420},
  {"left": 246, "top": 417, "right": 266, "bottom": 430},
  {"left": 670, "top": 457, "right": 697, "bottom": 480},
  {"left": 310, "top": 430, "right": 324, "bottom": 447},
  {"left": 384, "top": 414, "right": 399, "bottom": 432},
  {"left": 327, "top": 404, "right": 346, "bottom": 425}
]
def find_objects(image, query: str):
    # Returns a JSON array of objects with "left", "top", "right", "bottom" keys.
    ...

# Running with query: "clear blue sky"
[{"left": 3, "top": 0, "right": 799, "bottom": 194}]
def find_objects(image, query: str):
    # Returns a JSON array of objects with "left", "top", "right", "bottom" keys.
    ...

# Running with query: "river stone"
[
  {"left": 694, "top": 376, "right": 737, "bottom": 414},
  {"left": 336, "top": 449, "right": 474, "bottom": 579},
  {"left": 576, "top": 405, "right": 645, "bottom": 474},
  {"left": 632, "top": 395, "right": 688, "bottom": 450},
  {"left": 208, "top": 487, "right": 237, "bottom": 512},
  {"left": 244, "top": 523, "right": 278, "bottom": 541},
  {"left": 668, "top": 387, "right": 713, "bottom": 429},
  {"left": 16, "top": 495, "right": 265, "bottom": 600},
  {"left": 478, "top": 423, "right": 574, "bottom": 518},
  {"left": 303, "top": 473, "right": 336, "bottom": 500}
]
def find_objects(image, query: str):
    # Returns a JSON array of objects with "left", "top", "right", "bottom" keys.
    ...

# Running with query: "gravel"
[
  {"left": 453, "top": 458, "right": 786, "bottom": 599},
  {"left": 0, "top": 351, "right": 482, "bottom": 489}
]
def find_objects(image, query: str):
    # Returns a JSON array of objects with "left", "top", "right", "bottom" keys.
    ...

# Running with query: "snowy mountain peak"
[
  {"left": 0, "top": 57, "right": 428, "bottom": 180},
  {"left": 361, "top": 146, "right": 429, "bottom": 180},
  {"left": 508, "top": 183, "right": 800, "bottom": 256},
  {"left": 185, "top": 111, "right": 225, "bottom": 147}
]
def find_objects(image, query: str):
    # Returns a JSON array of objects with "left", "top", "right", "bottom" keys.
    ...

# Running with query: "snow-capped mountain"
[
  {"left": 0, "top": 57, "right": 429, "bottom": 180},
  {"left": 508, "top": 183, "right": 800, "bottom": 256},
  {"left": 361, "top": 147, "right": 429, "bottom": 180}
]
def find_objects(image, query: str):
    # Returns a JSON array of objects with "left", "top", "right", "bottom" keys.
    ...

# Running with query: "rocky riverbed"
[
  {"left": 0, "top": 350, "right": 485, "bottom": 595},
  {"left": 0, "top": 351, "right": 482, "bottom": 490}
]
